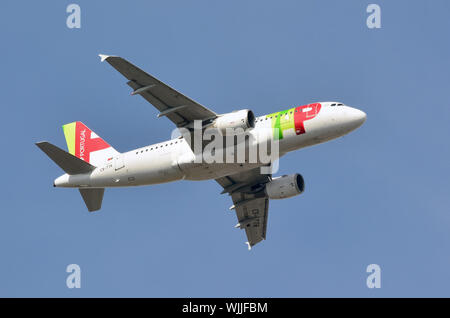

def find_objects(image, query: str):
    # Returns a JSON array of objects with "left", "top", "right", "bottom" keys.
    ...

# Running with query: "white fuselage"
[{"left": 54, "top": 103, "right": 366, "bottom": 188}]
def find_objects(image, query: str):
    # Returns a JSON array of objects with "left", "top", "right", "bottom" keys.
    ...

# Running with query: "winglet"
[
  {"left": 98, "top": 54, "right": 110, "bottom": 62},
  {"left": 245, "top": 242, "right": 252, "bottom": 251}
]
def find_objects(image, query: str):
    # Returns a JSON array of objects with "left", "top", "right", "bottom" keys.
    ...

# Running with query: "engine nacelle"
[
  {"left": 211, "top": 109, "right": 255, "bottom": 135},
  {"left": 265, "top": 174, "right": 305, "bottom": 199}
]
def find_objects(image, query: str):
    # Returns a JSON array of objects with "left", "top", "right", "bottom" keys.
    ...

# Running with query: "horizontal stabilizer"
[
  {"left": 79, "top": 188, "right": 105, "bottom": 212},
  {"left": 35, "top": 141, "right": 95, "bottom": 175}
]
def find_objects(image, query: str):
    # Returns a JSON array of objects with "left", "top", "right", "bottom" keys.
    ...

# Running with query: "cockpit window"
[{"left": 331, "top": 103, "right": 336, "bottom": 106}]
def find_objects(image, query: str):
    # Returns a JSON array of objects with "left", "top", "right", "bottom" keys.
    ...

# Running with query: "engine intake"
[
  {"left": 211, "top": 109, "right": 255, "bottom": 135},
  {"left": 265, "top": 174, "right": 305, "bottom": 199}
]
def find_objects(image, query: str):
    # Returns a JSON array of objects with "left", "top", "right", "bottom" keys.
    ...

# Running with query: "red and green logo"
[
  {"left": 267, "top": 103, "right": 321, "bottom": 140},
  {"left": 63, "top": 121, "right": 111, "bottom": 163}
]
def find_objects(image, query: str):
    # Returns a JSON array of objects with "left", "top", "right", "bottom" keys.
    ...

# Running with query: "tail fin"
[
  {"left": 62, "top": 121, "right": 119, "bottom": 167},
  {"left": 36, "top": 141, "right": 95, "bottom": 175},
  {"left": 79, "top": 188, "right": 105, "bottom": 212}
]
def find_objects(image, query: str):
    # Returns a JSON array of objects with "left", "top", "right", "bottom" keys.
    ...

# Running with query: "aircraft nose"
[
  {"left": 348, "top": 107, "right": 367, "bottom": 128},
  {"left": 355, "top": 109, "right": 367, "bottom": 125}
]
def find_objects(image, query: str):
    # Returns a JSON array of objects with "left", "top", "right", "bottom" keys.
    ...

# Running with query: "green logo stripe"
[{"left": 62, "top": 122, "right": 77, "bottom": 155}]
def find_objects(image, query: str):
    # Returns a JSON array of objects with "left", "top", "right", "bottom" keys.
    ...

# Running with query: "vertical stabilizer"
[{"left": 62, "top": 122, "right": 119, "bottom": 167}]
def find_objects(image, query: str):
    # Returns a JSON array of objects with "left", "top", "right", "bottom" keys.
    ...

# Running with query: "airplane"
[{"left": 36, "top": 54, "right": 366, "bottom": 249}]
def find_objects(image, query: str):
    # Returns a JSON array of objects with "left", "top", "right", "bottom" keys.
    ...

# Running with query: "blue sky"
[{"left": 1, "top": 0, "right": 450, "bottom": 297}]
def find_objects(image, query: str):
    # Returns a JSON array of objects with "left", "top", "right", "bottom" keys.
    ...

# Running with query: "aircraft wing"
[
  {"left": 215, "top": 167, "right": 271, "bottom": 249},
  {"left": 99, "top": 54, "right": 217, "bottom": 128}
]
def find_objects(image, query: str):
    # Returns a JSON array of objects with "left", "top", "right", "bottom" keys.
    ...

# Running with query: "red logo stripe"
[
  {"left": 74, "top": 122, "right": 110, "bottom": 163},
  {"left": 294, "top": 103, "right": 321, "bottom": 135}
]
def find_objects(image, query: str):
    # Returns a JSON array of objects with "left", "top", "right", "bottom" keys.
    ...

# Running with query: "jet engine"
[
  {"left": 210, "top": 109, "right": 255, "bottom": 135},
  {"left": 265, "top": 174, "right": 305, "bottom": 199}
]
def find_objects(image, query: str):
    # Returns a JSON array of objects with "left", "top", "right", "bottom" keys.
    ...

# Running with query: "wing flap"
[
  {"left": 100, "top": 55, "right": 217, "bottom": 127},
  {"left": 216, "top": 167, "right": 271, "bottom": 248},
  {"left": 232, "top": 195, "right": 269, "bottom": 248}
]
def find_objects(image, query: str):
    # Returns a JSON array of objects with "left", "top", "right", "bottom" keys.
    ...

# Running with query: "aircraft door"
[{"left": 114, "top": 155, "right": 125, "bottom": 171}]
